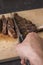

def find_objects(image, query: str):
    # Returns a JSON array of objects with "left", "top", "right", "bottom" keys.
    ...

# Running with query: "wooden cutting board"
[{"left": 0, "top": 8, "right": 43, "bottom": 61}]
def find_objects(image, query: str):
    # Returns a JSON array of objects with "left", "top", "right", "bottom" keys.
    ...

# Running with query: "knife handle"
[{"left": 25, "top": 60, "right": 30, "bottom": 65}]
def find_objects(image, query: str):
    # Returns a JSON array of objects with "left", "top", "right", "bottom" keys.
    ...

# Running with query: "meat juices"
[
  {"left": 14, "top": 13, "right": 38, "bottom": 38},
  {"left": 1, "top": 15, "right": 7, "bottom": 35},
  {"left": 7, "top": 17, "right": 17, "bottom": 38}
]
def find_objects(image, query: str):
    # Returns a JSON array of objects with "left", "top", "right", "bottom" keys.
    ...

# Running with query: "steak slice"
[
  {"left": 1, "top": 15, "right": 8, "bottom": 35},
  {"left": 7, "top": 17, "right": 17, "bottom": 38}
]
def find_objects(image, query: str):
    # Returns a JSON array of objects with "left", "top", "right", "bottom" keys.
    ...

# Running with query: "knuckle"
[{"left": 27, "top": 32, "right": 36, "bottom": 37}]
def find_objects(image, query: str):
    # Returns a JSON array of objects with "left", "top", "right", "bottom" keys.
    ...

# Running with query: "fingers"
[
  {"left": 21, "top": 59, "right": 26, "bottom": 65},
  {"left": 22, "top": 32, "right": 37, "bottom": 44}
]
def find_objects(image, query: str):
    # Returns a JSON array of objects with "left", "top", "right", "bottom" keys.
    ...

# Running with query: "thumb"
[{"left": 15, "top": 43, "right": 26, "bottom": 58}]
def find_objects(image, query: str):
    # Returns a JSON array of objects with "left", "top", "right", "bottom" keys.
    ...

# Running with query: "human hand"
[{"left": 16, "top": 32, "right": 43, "bottom": 65}]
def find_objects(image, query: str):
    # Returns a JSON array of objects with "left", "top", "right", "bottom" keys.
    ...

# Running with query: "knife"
[{"left": 13, "top": 17, "right": 30, "bottom": 65}]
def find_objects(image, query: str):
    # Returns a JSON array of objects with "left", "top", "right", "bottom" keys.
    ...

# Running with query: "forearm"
[
  {"left": 27, "top": 47, "right": 43, "bottom": 65},
  {"left": 28, "top": 54, "right": 43, "bottom": 65},
  {"left": 28, "top": 49, "right": 43, "bottom": 65}
]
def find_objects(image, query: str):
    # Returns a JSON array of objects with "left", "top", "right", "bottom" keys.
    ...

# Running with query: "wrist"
[{"left": 26, "top": 46, "right": 43, "bottom": 65}]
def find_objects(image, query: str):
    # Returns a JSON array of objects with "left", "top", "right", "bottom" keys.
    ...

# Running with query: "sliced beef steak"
[
  {"left": 7, "top": 17, "right": 17, "bottom": 38},
  {"left": 1, "top": 15, "right": 8, "bottom": 35},
  {"left": 14, "top": 13, "right": 38, "bottom": 38}
]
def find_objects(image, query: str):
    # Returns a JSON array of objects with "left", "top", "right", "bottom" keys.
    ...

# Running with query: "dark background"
[{"left": 0, "top": 0, "right": 43, "bottom": 14}]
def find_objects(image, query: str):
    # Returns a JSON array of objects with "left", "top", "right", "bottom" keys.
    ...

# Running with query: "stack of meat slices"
[{"left": 0, "top": 15, "right": 17, "bottom": 38}]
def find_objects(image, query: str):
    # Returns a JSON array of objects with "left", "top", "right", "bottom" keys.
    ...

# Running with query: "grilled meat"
[
  {"left": 14, "top": 13, "right": 38, "bottom": 38},
  {"left": 1, "top": 15, "right": 8, "bottom": 35},
  {"left": 7, "top": 17, "right": 17, "bottom": 38}
]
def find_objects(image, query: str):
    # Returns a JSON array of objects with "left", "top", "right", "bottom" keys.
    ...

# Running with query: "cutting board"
[{"left": 0, "top": 8, "right": 43, "bottom": 61}]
